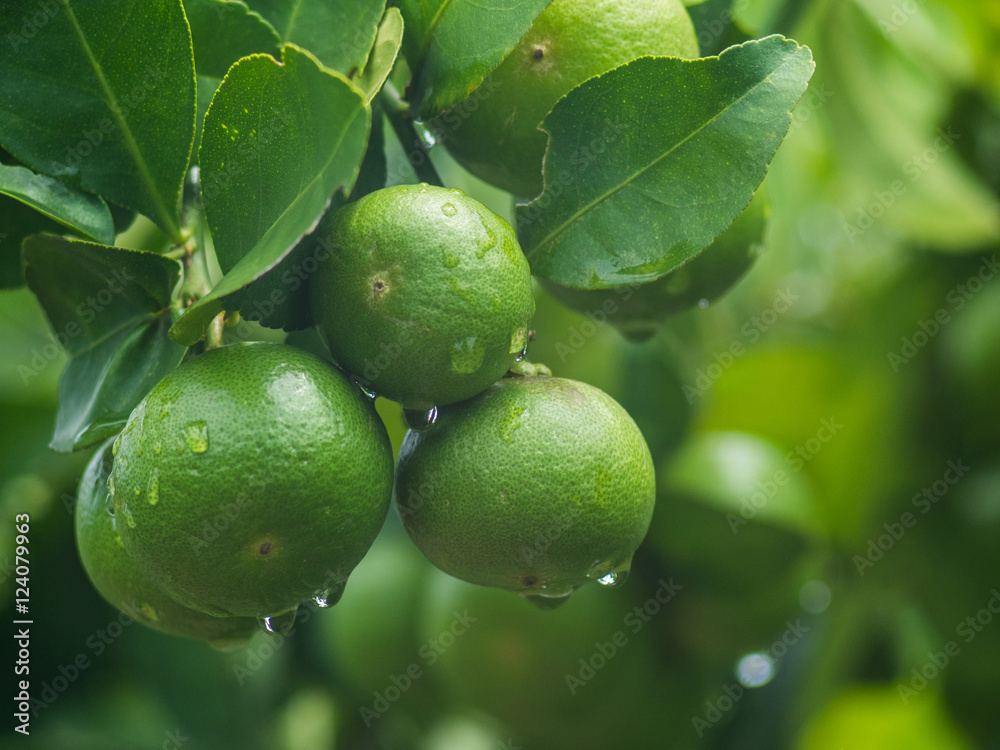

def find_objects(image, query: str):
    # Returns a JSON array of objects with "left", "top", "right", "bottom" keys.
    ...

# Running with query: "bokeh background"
[{"left": 3, "top": 0, "right": 1000, "bottom": 748}]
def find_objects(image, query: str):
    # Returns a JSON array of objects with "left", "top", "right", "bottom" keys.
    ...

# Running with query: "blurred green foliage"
[{"left": 4, "top": 0, "right": 1000, "bottom": 747}]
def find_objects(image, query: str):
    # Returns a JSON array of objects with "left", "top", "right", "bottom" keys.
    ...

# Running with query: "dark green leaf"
[
  {"left": 22, "top": 236, "right": 185, "bottom": 451},
  {"left": 170, "top": 44, "right": 369, "bottom": 344},
  {"left": 53, "top": 315, "right": 186, "bottom": 451},
  {"left": 183, "top": 0, "right": 281, "bottom": 78},
  {"left": 356, "top": 7, "right": 403, "bottom": 102},
  {"left": 0, "top": 197, "right": 62, "bottom": 288},
  {"left": 0, "top": 162, "right": 114, "bottom": 244},
  {"left": 244, "top": 0, "right": 385, "bottom": 74},
  {"left": 517, "top": 36, "right": 814, "bottom": 289},
  {"left": 396, "top": 0, "right": 552, "bottom": 117},
  {"left": 0, "top": 0, "right": 196, "bottom": 241}
]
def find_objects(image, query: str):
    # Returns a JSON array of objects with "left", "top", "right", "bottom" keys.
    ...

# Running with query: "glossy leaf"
[
  {"left": 0, "top": 197, "right": 62, "bottom": 288},
  {"left": 22, "top": 236, "right": 185, "bottom": 451},
  {"left": 517, "top": 36, "right": 814, "bottom": 289},
  {"left": 244, "top": 0, "right": 385, "bottom": 74},
  {"left": 356, "top": 7, "right": 404, "bottom": 103},
  {"left": 183, "top": 0, "right": 281, "bottom": 78},
  {"left": 170, "top": 44, "right": 369, "bottom": 344},
  {"left": 0, "top": 162, "right": 114, "bottom": 245},
  {"left": 0, "top": 0, "right": 196, "bottom": 240},
  {"left": 397, "top": 0, "right": 553, "bottom": 117}
]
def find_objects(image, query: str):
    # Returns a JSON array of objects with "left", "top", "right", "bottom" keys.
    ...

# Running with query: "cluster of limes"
[{"left": 74, "top": 0, "right": 768, "bottom": 647}]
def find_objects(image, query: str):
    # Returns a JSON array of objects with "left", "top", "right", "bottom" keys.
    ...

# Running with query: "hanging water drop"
[
  {"left": 516, "top": 347, "right": 528, "bottom": 362},
  {"left": 312, "top": 583, "right": 345, "bottom": 608},
  {"left": 258, "top": 607, "right": 297, "bottom": 636},
  {"left": 403, "top": 406, "right": 438, "bottom": 432},
  {"left": 521, "top": 590, "right": 573, "bottom": 610},
  {"left": 351, "top": 377, "right": 378, "bottom": 401},
  {"left": 419, "top": 128, "right": 437, "bottom": 148},
  {"left": 589, "top": 558, "right": 631, "bottom": 588}
]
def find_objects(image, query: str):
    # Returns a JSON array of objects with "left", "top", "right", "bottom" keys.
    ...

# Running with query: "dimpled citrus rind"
[
  {"left": 542, "top": 188, "right": 770, "bottom": 341},
  {"left": 75, "top": 439, "right": 258, "bottom": 647},
  {"left": 431, "top": 0, "right": 699, "bottom": 197},
  {"left": 111, "top": 342, "right": 394, "bottom": 619},
  {"left": 395, "top": 376, "right": 655, "bottom": 594},
  {"left": 310, "top": 184, "right": 535, "bottom": 410}
]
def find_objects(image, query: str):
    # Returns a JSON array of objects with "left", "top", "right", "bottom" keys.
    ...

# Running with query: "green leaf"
[
  {"left": 183, "top": 0, "right": 281, "bottom": 78},
  {"left": 517, "top": 36, "right": 814, "bottom": 289},
  {"left": 170, "top": 44, "right": 370, "bottom": 344},
  {"left": 0, "top": 198, "right": 60, "bottom": 288},
  {"left": 22, "top": 236, "right": 185, "bottom": 451},
  {"left": 244, "top": 0, "right": 386, "bottom": 74},
  {"left": 0, "top": 162, "right": 114, "bottom": 245},
  {"left": 356, "top": 7, "right": 404, "bottom": 103},
  {"left": 397, "top": 0, "right": 553, "bottom": 118},
  {"left": 0, "top": 0, "right": 196, "bottom": 241}
]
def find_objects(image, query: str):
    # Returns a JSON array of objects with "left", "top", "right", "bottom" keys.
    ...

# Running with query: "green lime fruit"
[
  {"left": 542, "top": 189, "right": 769, "bottom": 341},
  {"left": 395, "top": 375, "right": 655, "bottom": 606},
  {"left": 110, "top": 342, "right": 394, "bottom": 622},
  {"left": 429, "top": 0, "right": 699, "bottom": 197},
  {"left": 310, "top": 184, "right": 535, "bottom": 411},
  {"left": 75, "top": 439, "right": 258, "bottom": 649}
]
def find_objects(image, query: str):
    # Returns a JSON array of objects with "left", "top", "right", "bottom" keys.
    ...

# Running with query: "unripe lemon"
[
  {"left": 75, "top": 439, "right": 258, "bottom": 649},
  {"left": 310, "top": 184, "right": 535, "bottom": 410},
  {"left": 430, "top": 0, "right": 699, "bottom": 197},
  {"left": 110, "top": 342, "right": 394, "bottom": 622},
  {"left": 395, "top": 375, "right": 655, "bottom": 606}
]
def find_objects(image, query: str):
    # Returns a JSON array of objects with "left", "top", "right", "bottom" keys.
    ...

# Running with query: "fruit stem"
[{"left": 380, "top": 81, "right": 446, "bottom": 187}]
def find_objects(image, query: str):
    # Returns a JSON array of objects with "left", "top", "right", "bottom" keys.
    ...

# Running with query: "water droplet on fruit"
[
  {"left": 105, "top": 477, "right": 116, "bottom": 515},
  {"left": 182, "top": 421, "right": 209, "bottom": 454},
  {"left": 509, "top": 326, "right": 528, "bottom": 355},
  {"left": 697, "top": 298, "right": 709, "bottom": 309},
  {"left": 146, "top": 469, "right": 159, "bottom": 506},
  {"left": 139, "top": 601, "right": 159, "bottom": 622},
  {"left": 441, "top": 202, "right": 457, "bottom": 217},
  {"left": 403, "top": 407, "right": 438, "bottom": 432},
  {"left": 476, "top": 222, "right": 498, "bottom": 259},
  {"left": 588, "top": 558, "right": 631, "bottom": 588},
  {"left": 351, "top": 377, "right": 378, "bottom": 401},
  {"left": 450, "top": 337, "right": 484, "bottom": 374},
  {"left": 448, "top": 187, "right": 465, "bottom": 196},
  {"left": 111, "top": 438, "right": 119, "bottom": 457},
  {"left": 312, "top": 584, "right": 344, "bottom": 608},
  {"left": 122, "top": 505, "right": 136, "bottom": 529},
  {"left": 516, "top": 347, "right": 528, "bottom": 362},
  {"left": 499, "top": 406, "right": 526, "bottom": 444},
  {"left": 153, "top": 441, "right": 162, "bottom": 456},
  {"left": 259, "top": 608, "right": 297, "bottom": 636},
  {"left": 521, "top": 591, "right": 573, "bottom": 610},
  {"left": 441, "top": 249, "right": 461, "bottom": 268}
]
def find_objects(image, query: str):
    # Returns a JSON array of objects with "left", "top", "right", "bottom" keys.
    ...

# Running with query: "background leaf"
[
  {"left": 22, "top": 236, "right": 185, "bottom": 451},
  {"left": 0, "top": 0, "right": 196, "bottom": 240},
  {"left": 244, "top": 0, "right": 385, "bottom": 75},
  {"left": 356, "top": 7, "right": 404, "bottom": 102},
  {"left": 518, "top": 36, "right": 815, "bottom": 289},
  {"left": 170, "top": 44, "right": 370, "bottom": 344},
  {"left": 0, "top": 162, "right": 114, "bottom": 244},
  {"left": 183, "top": 0, "right": 281, "bottom": 79},
  {"left": 396, "top": 0, "right": 553, "bottom": 118}
]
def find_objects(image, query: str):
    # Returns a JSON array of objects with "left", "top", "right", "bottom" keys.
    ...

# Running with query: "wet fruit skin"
[
  {"left": 429, "top": 0, "right": 699, "bottom": 198},
  {"left": 75, "top": 439, "right": 258, "bottom": 649},
  {"left": 310, "top": 184, "right": 535, "bottom": 410},
  {"left": 111, "top": 342, "right": 394, "bottom": 619},
  {"left": 541, "top": 188, "right": 770, "bottom": 341},
  {"left": 395, "top": 375, "right": 655, "bottom": 601}
]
